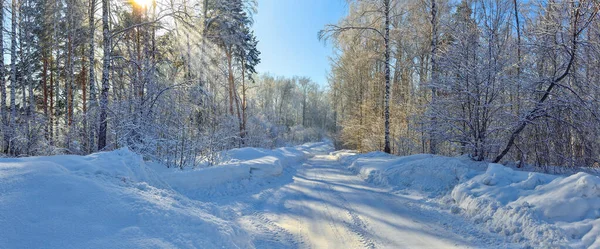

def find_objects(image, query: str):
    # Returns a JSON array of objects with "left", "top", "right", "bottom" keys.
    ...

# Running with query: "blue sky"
[{"left": 252, "top": 0, "right": 347, "bottom": 86}]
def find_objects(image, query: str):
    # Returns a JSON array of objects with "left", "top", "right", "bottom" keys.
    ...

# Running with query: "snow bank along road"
[
  {"left": 3, "top": 142, "right": 598, "bottom": 248},
  {"left": 226, "top": 152, "right": 503, "bottom": 248}
]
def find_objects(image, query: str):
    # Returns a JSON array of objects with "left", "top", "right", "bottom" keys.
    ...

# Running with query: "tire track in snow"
[
  {"left": 225, "top": 151, "right": 499, "bottom": 249},
  {"left": 249, "top": 211, "right": 299, "bottom": 248},
  {"left": 312, "top": 158, "right": 377, "bottom": 249},
  {"left": 311, "top": 169, "right": 353, "bottom": 248}
]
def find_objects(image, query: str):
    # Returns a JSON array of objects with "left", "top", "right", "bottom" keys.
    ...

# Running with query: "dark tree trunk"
[
  {"left": 98, "top": 0, "right": 110, "bottom": 151},
  {"left": 383, "top": 0, "right": 391, "bottom": 154}
]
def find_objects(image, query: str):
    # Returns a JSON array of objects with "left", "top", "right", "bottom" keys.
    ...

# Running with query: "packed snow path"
[
  {"left": 234, "top": 153, "right": 497, "bottom": 248},
  {"left": 3, "top": 143, "right": 598, "bottom": 248}
]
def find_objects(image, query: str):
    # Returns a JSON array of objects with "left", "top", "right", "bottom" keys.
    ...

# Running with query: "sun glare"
[{"left": 133, "top": 0, "right": 152, "bottom": 8}]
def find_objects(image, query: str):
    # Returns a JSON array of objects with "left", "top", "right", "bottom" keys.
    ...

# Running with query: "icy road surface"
[{"left": 228, "top": 154, "right": 500, "bottom": 249}]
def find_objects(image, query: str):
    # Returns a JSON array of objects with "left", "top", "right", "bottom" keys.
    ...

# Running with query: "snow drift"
[
  {"left": 452, "top": 164, "right": 600, "bottom": 248},
  {"left": 156, "top": 143, "right": 321, "bottom": 199},
  {"left": 0, "top": 148, "right": 251, "bottom": 249},
  {"left": 337, "top": 151, "right": 600, "bottom": 248},
  {"left": 343, "top": 152, "right": 486, "bottom": 197},
  {"left": 0, "top": 142, "right": 331, "bottom": 248}
]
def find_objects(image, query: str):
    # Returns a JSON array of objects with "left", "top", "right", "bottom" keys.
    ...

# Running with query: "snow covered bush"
[{"left": 287, "top": 125, "right": 325, "bottom": 144}]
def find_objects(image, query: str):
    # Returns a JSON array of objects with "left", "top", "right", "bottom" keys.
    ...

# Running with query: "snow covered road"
[
  {"left": 234, "top": 154, "right": 499, "bottom": 248},
  {"left": 3, "top": 143, "right": 598, "bottom": 248}
]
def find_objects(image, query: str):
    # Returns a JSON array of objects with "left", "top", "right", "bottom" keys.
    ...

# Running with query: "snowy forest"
[
  {"left": 3, "top": 0, "right": 600, "bottom": 248},
  {"left": 325, "top": 0, "right": 600, "bottom": 168},
  {"left": 0, "top": 0, "right": 332, "bottom": 167},
  {"left": 1, "top": 0, "right": 600, "bottom": 170}
]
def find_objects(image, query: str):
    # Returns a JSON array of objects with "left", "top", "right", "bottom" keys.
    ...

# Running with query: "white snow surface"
[
  {"left": 452, "top": 164, "right": 600, "bottom": 248},
  {"left": 0, "top": 148, "right": 251, "bottom": 249},
  {"left": 0, "top": 142, "right": 329, "bottom": 248},
  {"left": 338, "top": 152, "right": 600, "bottom": 248},
  {"left": 2, "top": 141, "right": 599, "bottom": 248}
]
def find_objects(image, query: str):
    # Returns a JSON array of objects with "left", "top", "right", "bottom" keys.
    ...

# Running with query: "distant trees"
[
  {"left": 327, "top": 0, "right": 600, "bottom": 168},
  {"left": 247, "top": 74, "right": 333, "bottom": 147}
]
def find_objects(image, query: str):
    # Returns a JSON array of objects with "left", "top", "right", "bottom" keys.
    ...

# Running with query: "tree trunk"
[
  {"left": 383, "top": 0, "right": 391, "bottom": 154},
  {"left": 233, "top": 80, "right": 242, "bottom": 146},
  {"left": 241, "top": 58, "right": 247, "bottom": 142},
  {"left": 25, "top": 0, "right": 34, "bottom": 155},
  {"left": 227, "top": 47, "right": 234, "bottom": 116},
  {"left": 98, "top": 0, "right": 110, "bottom": 151},
  {"left": 52, "top": 0, "right": 60, "bottom": 146},
  {"left": 0, "top": 0, "right": 7, "bottom": 153},
  {"left": 49, "top": 56, "right": 54, "bottom": 144},
  {"left": 19, "top": 0, "right": 28, "bottom": 155},
  {"left": 9, "top": 0, "right": 18, "bottom": 155},
  {"left": 81, "top": 46, "right": 88, "bottom": 152},
  {"left": 514, "top": 0, "right": 521, "bottom": 78},
  {"left": 67, "top": 9, "right": 74, "bottom": 128},
  {"left": 89, "top": 0, "right": 97, "bottom": 152},
  {"left": 429, "top": 0, "right": 439, "bottom": 155},
  {"left": 43, "top": 54, "right": 48, "bottom": 134}
]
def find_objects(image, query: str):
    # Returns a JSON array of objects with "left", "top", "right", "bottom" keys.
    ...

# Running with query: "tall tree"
[
  {"left": 383, "top": 0, "right": 391, "bottom": 153},
  {"left": 9, "top": 0, "right": 18, "bottom": 155},
  {"left": 87, "top": 0, "right": 98, "bottom": 152},
  {"left": 0, "top": 0, "right": 7, "bottom": 153},
  {"left": 429, "top": 0, "right": 439, "bottom": 154},
  {"left": 97, "top": 0, "right": 110, "bottom": 150}
]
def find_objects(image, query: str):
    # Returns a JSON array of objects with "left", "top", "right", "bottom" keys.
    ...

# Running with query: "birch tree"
[{"left": 320, "top": 0, "right": 393, "bottom": 153}]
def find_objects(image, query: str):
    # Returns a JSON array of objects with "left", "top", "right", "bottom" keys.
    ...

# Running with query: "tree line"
[
  {"left": 324, "top": 0, "right": 600, "bottom": 168},
  {"left": 0, "top": 0, "right": 332, "bottom": 168}
]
